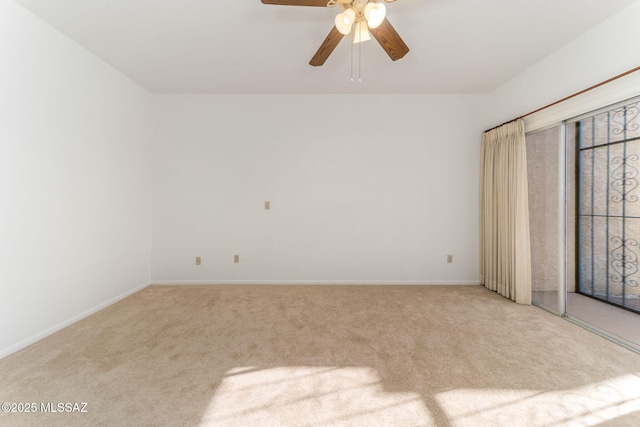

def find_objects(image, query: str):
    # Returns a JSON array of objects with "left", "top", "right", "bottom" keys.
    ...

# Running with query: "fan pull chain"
[
  {"left": 358, "top": 36, "right": 362, "bottom": 83},
  {"left": 350, "top": 35, "right": 354, "bottom": 83},
  {"left": 350, "top": 34, "right": 362, "bottom": 83}
]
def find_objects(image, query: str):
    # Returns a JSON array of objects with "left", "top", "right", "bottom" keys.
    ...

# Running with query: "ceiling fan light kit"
[
  {"left": 335, "top": 0, "right": 385, "bottom": 37},
  {"left": 364, "top": 2, "right": 386, "bottom": 29},
  {"left": 261, "top": 0, "right": 409, "bottom": 67},
  {"left": 353, "top": 21, "right": 371, "bottom": 43},
  {"left": 335, "top": 7, "right": 356, "bottom": 34}
]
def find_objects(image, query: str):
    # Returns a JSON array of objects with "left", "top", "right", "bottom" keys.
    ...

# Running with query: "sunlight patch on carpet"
[
  {"left": 199, "top": 366, "right": 432, "bottom": 426},
  {"left": 435, "top": 373, "right": 640, "bottom": 426}
]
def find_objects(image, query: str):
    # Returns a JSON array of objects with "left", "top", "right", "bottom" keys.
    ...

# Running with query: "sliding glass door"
[
  {"left": 564, "top": 97, "right": 640, "bottom": 350},
  {"left": 524, "top": 96, "right": 640, "bottom": 351},
  {"left": 572, "top": 98, "right": 640, "bottom": 314}
]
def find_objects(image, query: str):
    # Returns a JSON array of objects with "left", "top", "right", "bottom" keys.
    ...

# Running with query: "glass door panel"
[
  {"left": 566, "top": 97, "right": 640, "bottom": 350},
  {"left": 526, "top": 126, "right": 563, "bottom": 314}
]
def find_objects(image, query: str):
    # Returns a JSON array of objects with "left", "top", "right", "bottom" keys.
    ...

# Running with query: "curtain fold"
[{"left": 480, "top": 120, "right": 532, "bottom": 304}]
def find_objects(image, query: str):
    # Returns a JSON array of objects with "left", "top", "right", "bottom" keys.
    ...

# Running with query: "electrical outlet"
[
  {"left": 195, "top": 256, "right": 201, "bottom": 265},
  {"left": 234, "top": 254, "right": 240, "bottom": 263},
  {"left": 447, "top": 254, "right": 453, "bottom": 264},
  {"left": 265, "top": 201, "right": 270, "bottom": 210}
]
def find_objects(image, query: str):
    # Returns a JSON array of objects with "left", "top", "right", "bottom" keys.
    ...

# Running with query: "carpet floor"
[{"left": 0, "top": 285, "right": 639, "bottom": 426}]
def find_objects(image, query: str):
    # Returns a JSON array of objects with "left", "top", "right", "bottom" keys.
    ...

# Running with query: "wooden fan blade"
[
  {"left": 261, "top": 0, "right": 329, "bottom": 6},
  {"left": 369, "top": 18, "right": 409, "bottom": 61},
  {"left": 309, "top": 26, "right": 344, "bottom": 66}
]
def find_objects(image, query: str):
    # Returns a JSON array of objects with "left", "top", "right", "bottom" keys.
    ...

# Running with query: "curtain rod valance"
[{"left": 484, "top": 65, "right": 640, "bottom": 133}]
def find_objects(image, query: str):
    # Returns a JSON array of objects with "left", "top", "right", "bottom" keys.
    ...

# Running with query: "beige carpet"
[{"left": 1, "top": 285, "right": 639, "bottom": 426}]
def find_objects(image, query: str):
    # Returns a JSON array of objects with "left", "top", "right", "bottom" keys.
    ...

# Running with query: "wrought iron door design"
[{"left": 577, "top": 99, "right": 640, "bottom": 313}]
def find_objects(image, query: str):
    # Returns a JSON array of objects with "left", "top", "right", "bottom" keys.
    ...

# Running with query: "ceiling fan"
[{"left": 261, "top": 0, "right": 409, "bottom": 66}]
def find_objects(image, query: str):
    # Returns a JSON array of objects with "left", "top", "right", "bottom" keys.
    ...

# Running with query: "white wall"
[
  {"left": 152, "top": 95, "right": 484, "bottom": 284},
  {"left": 486, "top": 0, "right": 640, "bottom": 128},
  {"left": 0, "top": 0, "right": 152, "bottom": 357}
]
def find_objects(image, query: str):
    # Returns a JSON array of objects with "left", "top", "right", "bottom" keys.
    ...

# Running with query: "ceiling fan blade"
[
  {"left": 369, "top": 18, "right": 409, "bottom": 61},
  {"left": 261, "top": 0, "right": 329, "bottom": 6},
  {"left": 309, "top": 26, "right": 344, "bottom": 66}
]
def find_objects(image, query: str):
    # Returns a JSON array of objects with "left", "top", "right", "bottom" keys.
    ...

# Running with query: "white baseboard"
[
  {"left": 0, "top": 281, "right": 150, "bottom": 360},
  {"left": 150, "top": 280, "right": 481, "bottom": 286}
]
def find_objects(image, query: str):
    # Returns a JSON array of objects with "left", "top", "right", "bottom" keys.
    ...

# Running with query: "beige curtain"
[{"left": 480, "top": 119, "right": 532, "bottom": 304}]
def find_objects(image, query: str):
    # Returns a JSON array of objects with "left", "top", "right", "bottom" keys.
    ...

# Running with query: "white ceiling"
[{"left": 14, "top": 0, "right": 638, "bottom": 94}]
